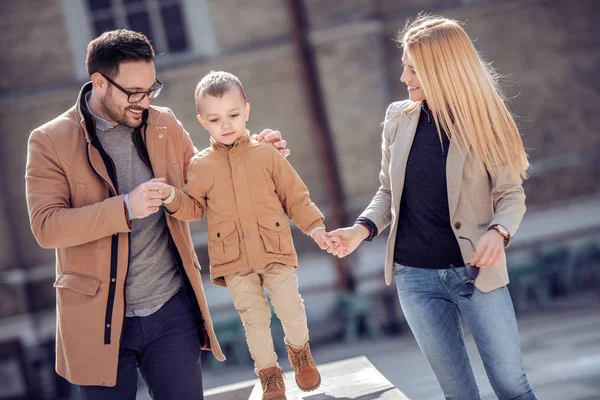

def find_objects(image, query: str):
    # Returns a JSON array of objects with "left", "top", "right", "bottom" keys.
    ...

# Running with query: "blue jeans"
[
  {"left": 394, "top": 264, "right": 536, "bottom": 400},
  {"left": 79, "top": 289, "right": 204, "bottom": 400}
]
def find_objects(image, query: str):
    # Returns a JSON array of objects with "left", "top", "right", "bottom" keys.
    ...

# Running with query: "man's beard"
[{"left": 100, "top": 90, "right": 145, "bottom": 129}]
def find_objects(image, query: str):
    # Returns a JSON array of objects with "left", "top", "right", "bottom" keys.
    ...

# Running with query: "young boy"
[{"left": 159, "top": 71, "right": 332, "bottom": 399}]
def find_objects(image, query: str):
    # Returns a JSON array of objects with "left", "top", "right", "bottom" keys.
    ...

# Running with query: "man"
[{"left": 25, "top": 29, "right": 289, "bottom": 399}]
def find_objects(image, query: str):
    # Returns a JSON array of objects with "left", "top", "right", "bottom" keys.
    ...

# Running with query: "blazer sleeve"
[
  {"left": 26, "top": 129, "right": 132, "bottom": 249},
  {"left": 358, "top": 101, "right": 407, "bottom": 236},
  {"left": 488, "top": 168, "right": 526, "bottom": 247}
]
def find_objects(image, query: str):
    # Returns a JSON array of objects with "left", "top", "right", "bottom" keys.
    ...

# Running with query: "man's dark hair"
[{"left": 86, "top": 29, "right": 155, "bottom": 78}]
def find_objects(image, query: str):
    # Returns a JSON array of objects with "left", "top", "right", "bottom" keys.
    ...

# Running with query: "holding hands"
[
  {"left": 311, "top": 224, "right": 369, "bottom": 257},
  {"left": 157, "top": 183, "right": 173, "bottom": 202},
  {"left": 312, "top": 228, "right": 337, "bottom": 251},
  {"left": 319, "top": 222, "right": 504, "bottom": 268},
  {"left": 325, "top": 224, "right": 369, "bottom": 258},
  {"left": 127, "top": 177, "right": 168, "bottom": 218},
  {"left": 127, "top": 178, "right": 174, "bottom": 219}
]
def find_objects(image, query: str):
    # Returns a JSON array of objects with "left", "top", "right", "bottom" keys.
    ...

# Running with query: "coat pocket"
[
  {"left": 54, "top": 272, "right": 101, "bottom": 296},
  {"left": 208, "top": 220, "right": 240, "bottom": 266},
  {"left": 257, "top": 216, "right": 294, "bottom": 255}
]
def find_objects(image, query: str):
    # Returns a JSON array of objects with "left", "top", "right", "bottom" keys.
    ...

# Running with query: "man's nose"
[{"left": 138, "top": 94, "right": 151, "bottom": 109}]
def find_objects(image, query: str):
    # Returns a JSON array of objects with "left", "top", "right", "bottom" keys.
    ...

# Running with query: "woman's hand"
[
  {"left": 253, "top": 129, "right": 290, "bottom": 157},
  {"left": 326, "top": 224, "right": 370, "bottom": 258},
  {"left": 471, "top": 230, "right": 505, "bottom": 267}
]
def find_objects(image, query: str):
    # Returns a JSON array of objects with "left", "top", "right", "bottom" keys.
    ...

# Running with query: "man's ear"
[
  {"left": 245, "top": 103, "right": 250, "bottom": 121},
  {"left": 197, "top": 114, "right": 209, "bottom": 130},
  {"left": 91, "top": 72, "right": 108, "bottom": 95}
]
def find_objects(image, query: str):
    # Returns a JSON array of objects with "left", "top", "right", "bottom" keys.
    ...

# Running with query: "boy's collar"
[{"left": 210, "top": 130, "right": 251, "bottom": 151}]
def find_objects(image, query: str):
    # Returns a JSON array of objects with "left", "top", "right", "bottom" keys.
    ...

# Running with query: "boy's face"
[{"left": 197, "top": 88, "right": 250, "bottom": 145}]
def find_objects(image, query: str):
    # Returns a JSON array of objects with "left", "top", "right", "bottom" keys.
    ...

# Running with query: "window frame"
[{"left": 61, "top": 0, "right": 217, "bottom": 81}]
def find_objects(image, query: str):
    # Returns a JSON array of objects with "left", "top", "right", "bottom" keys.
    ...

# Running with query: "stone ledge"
[{"left": 206, "top": 356, "right": 411, "bottom": 400}]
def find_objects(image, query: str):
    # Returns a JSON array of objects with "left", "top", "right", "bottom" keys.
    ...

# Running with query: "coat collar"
[
  {"left": 75, "top": 82, "right": 160, "bottom": 193},
  {"left": 210, "top": 131, "right": 251, "bottom": 151}
]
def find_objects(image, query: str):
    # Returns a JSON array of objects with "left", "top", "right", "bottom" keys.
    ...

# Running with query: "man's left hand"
[{"left": 253, "top": 129, "right": 290, "bottom": 158}]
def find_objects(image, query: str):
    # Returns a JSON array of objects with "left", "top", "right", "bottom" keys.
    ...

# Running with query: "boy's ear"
[
  {"left": 245, "top": 103, "right": 250, "bottom": 121},
  {"left": 197, "top": 114, "right": 208, "bottom": 130}
]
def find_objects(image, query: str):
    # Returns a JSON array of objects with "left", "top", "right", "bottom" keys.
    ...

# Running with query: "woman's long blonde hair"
[{"left": 399, "top": 15, "right": 529, "bottom": 179}]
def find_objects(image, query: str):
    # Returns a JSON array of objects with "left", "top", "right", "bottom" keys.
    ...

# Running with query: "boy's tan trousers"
[{"left": 225, "top": 262, "right": 309, "bottom": 373}]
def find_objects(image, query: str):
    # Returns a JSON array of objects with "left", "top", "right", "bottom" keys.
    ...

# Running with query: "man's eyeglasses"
[
  {"left": 100, "top": 73, "right": 163, "bottom": 103},
  {"left": 450, "top": 236, "right": 480, "bottom": 299}
]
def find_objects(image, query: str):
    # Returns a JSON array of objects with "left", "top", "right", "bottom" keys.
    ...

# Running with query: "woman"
[{"left": 327, "top": 15, "right": 536, "bottom": 400}]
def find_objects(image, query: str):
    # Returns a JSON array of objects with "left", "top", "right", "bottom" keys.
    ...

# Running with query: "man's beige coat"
[{"left": 26, "top": 84, "right": 224, "bottom": 386}]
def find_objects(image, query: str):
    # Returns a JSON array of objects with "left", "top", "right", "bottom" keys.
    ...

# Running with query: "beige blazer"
[{"left": 360, "top": 100, "right": 526, "bottom": 292}]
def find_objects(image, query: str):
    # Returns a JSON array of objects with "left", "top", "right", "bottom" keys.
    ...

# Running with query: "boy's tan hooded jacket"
[{"left": 165, "top": 134, "right": 324, "bottom": 286}]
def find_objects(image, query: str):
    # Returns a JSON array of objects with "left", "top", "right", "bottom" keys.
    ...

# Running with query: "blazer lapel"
[
  {"left": 390, "top": 105, "right": 420, "bottom": 209},
  {"left": 446, "top": 140, "right": 466, "bottom": 221}
]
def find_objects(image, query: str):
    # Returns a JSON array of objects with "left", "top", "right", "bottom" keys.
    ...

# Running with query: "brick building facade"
[{"left": 0, "top": 0, "right": 598, "bottom": 333}]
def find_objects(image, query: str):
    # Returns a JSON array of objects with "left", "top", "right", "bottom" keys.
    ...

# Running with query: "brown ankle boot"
[
  {"left": 286, "top": 342, "right": 321, "bottom": 392},
  {"left": 258, "top": 366, "right": 286, "bottom": 400}
]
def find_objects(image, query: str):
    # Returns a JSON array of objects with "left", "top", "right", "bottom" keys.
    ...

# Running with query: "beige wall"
[
  {"left": 383, "top": 0, "right": 600, "bottom": 204},
  {"left": 0, "top": 87, "right": 79, "bottom": 268},
  {"left": 0, "top": 194, "right": 15, "bottom": 271},
  {"left": 0, "top": 0, "right": 74, "bottom": 91},
  {"left": 0, "top": 0, "right": 599, "bottom": 314},
  {"left": 206, "top": 0, "right": 290, "bottom": 50}
]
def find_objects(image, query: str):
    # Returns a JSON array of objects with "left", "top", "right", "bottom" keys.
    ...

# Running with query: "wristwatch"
[{"left": 489, "top": 224, "right": 510, "bottom": 247}]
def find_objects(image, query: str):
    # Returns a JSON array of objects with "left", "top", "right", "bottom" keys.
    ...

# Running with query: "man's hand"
[
  {"left": 470, "top": 230, "right": 505, "bottom": 267},
  {"left": 325, "top": 224, "right": 370, "bottom": 258},
  {"left": 128, "top": 178, "right": 167, "bottom": 219},
  {"left": 253, "top": 129, "right": 290, "bottom": 158}
]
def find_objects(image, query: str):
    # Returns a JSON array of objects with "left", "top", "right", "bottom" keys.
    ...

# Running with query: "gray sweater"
[{"left": 88, "top": 103, "right": 181, "bottom": 314}]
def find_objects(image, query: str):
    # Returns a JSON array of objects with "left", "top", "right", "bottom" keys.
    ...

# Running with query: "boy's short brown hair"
[{"left": 195, "top": 71, "right": 247, "bottom": 112}]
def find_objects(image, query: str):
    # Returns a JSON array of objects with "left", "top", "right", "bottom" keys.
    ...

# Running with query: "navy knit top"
[{"left": 393, "top": 102, "right": 464, "bottom": 269}]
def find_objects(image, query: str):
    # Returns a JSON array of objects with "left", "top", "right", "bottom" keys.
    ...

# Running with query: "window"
[
  {"left": 62, "top": 0, "right": 216, "bottom": 80},
  {"left": 87, "top": 0, "right": 190, "bottom": 54}
]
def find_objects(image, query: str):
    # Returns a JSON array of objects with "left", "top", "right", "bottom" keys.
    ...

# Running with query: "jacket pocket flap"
[
  {"left": 257, "top": 216, "right": 288, "bottom": 232},
  {"left": 54, "top": 273, "right": 101, "bottom": 296},
  {"left": 210, "top": 220, "right": 237, "bottom": 242}
]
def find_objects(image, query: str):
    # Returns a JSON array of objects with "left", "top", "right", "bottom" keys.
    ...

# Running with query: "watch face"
[{"left": 491, "top": 225, "right": 508, "bottom": 238}]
